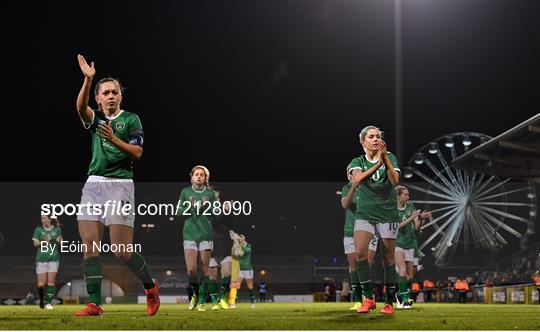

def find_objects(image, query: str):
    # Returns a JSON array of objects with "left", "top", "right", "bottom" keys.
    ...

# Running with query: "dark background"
[{"left": 2, "top": 0, "right": 539, "bottom": 257}]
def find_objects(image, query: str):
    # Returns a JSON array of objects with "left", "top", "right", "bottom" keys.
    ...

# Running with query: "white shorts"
[
  {"left": 78, "top": 176, "right": 135, "bottom": 227},
  {"left": 395, "top": 247, "right": 415, "bottom": 262},
  {"left": 368, "top": 236, "right": 379, "bottom": 252},
  {"left": 209, "top": 258, "right": 218, "bottom": 268},
  {"left": 221, "top": 256, "right": 232, "bottom": 265},
  {"left": 343, "top": 237, "right": 355, "bottom": 254},
  {"left": 239, "top": 270, "right": 254, "bottom": 280},
  {"left": 354, "top": 219, "right": 399, "bottom": 239},
  {"left": 36, "top": 261, "right": 59, "bottom": 274},
  {"left": 183, "top": 240, "right": 214, "bottom": 251}
]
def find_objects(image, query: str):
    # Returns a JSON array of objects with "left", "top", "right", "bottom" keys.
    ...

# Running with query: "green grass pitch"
[{"left": 1, "top": 302, "right": 539, "bottom": 330}]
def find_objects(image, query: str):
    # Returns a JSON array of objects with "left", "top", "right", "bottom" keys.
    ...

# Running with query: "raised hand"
[
  {"left": 420, "top": 210, "right": 432, "bottom": 219},
  {"left": 77, "top": 54, "right": 95, "bottom": 79},
  {"left": 378, "top": 139, "right": 388, "bottom": 159},
  {"left": 411, "top": 209, "right": 422, "bottom": 220}
]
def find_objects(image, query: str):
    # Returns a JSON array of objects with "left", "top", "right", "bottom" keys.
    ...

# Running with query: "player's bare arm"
[
  {"left": 351, "top": 160, "right": 383, "bottom": 184},
  {"left": 378, "top": 140, "right": 399, "bottom": 185},
  {"left": 98, "top": 122, "right": 143, "bottom": 160},
  {"left": 398, "top": 209, "right": 421, "bottom": 229},
  {"left": 76, "top": 54, "right": 95, "bottom": 123}
]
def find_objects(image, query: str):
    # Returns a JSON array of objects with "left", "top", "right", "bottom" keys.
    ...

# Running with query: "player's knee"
[
  {"left": 187, "top": 269, "right": 197, "bottom": 276},
  {"left": 37, "top": 282, "right": 46, "bottom": 288},
  {"left": 356, "top": 249, "right": 369, "bottom": 260}
]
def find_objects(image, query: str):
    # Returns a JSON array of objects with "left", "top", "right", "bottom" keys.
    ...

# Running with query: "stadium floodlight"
[
  {"left": 67, "top": 282, "right": 72, "bottom": 287},
  {"left": 527, "top": 192, "right": 535, "bottom": 199},
  {"left": 530, "top": 210, "right": 536, "bottom": 217},
  {"left": 414, "top": 153, "right": 424, "bottom": 165},
  {"left": 428, "top": 143, "right": 438, "bottom": 154},
  {"left": 166, "top": 270, "right": 172, "bottom": 276},
  {"left": 251, "top": 224, "right": 256, "bottom": 229},
  {"left": 404, "top": 168, "right": 413, "bottom": 179},
  {"left": 444, "top": 137, "right": 454, "bottom": 148},
  {"left": 462, "top": 135, "right": 472, "bottom": 146}
]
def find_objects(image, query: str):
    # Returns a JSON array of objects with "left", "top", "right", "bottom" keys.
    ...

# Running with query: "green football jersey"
[
  {"left": 396, "top": 202, "right": 416, "bottom": 249},
  {"left": 176, "top": 186, "right": 217, "bottom": 242},
  {"left": 341, "top": 183, "right": 357, "bottom": 238},
  {"left": 348, "top": 152, "right": 400, "bottom": 223},
  {"left": 32, "top": 225, "right": 61, "bottom": 262},
  {"left": 238, "top": 243, "right": 253, "bottom": 270},
  {"left": 85, "top": 109, "right": 144, "bottom": 179}
]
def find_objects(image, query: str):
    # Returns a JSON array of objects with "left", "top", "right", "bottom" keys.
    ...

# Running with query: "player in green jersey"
[
  {"left": 74, "top": 55, "right": 159, "bottom": 317},
  {"left": 235, "top": 235, "right": 257, "bottom": 308},
  {"left": 394, "top": 186, "right": 430, "bottom": 309},
  {"left": 176, "top": 165, "right": 218, "bottom": 311},
  {"left": 340, "top": 168, "right": 363, "bottom": 310},
  {"left": 32, "top": 215, "right": 62, "bottom": 309},
  {"left": 348, "top": 126, "right": 401, "bottom": 315}
]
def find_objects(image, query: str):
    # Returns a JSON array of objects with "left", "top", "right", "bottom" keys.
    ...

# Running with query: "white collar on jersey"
[
  {"left": 192, "top": 185, "right": 207, "bottom": 193},
  {"left": 105, "top": 109, "right": 124, "bottom": 121},
  {"left": 364, "top": 153, "right": 380, "bottom": 163},
  {"left": 43, "top": 225, "right": 54, "bottom": 231}
]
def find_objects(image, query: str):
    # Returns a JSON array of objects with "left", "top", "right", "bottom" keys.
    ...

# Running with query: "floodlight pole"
[{"left": 394, "top": 0, "right": 404, "bottom": 163}]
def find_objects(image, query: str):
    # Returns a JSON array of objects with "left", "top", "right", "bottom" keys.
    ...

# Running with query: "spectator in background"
[
  {"left": 410, "top": 281, "right": 421, "bottom": 302},
  {"left": 455, "top": 277, "right": 470, "bottom": 304},
  {"left": 423, "top": 278, "right": 436, "bottom": 302},
  {"left": 341, "top": 279, "right": 351, "bottom": 302},
  {"left": 532, "top": 271, "right": 540, "bottom": 304},
  {"left": 258, "top": 282, "right": 267, "bottom": 303}
]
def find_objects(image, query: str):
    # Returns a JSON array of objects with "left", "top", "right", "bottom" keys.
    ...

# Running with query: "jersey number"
[{"left": 371, "top": 170, "right": 380, "bottom": 181}]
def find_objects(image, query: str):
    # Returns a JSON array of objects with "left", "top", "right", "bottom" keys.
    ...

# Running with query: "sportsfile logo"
[{"left": 40, "top": 200, "right": 253, "bottom": 218}]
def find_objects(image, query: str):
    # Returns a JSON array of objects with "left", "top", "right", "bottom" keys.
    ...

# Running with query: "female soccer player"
[
  {"left": 74, "top": 55, "right": 159, "bottom": 316},
  {"left": 348, "top": 125, "right": 401, "bottom": 315},
  {"left": 32, "top": 215, "right": 62, "bottom": 309},
  {"left": 394, "top": 186, "right": 423, "bottom": 308},
  {"left": 340, "top": 168, "right": 363, "bottom": 310},
  {"left": 231, "top": 234, "right": 257, "bottom": 308},
  {"left": 176, "top": 165, "right": 218, "bottom": 311}
]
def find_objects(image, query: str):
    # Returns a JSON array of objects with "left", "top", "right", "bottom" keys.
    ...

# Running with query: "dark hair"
[
  {"left": 41, "top": 214, "right": 61, "bottom": 227},
  {"left": 94, "top": 77, "right": 124, "bottom": 96}
]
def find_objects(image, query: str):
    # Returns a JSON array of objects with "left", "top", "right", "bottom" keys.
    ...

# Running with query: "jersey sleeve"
[
  {"left": 340, "top": 184, "right": 350, "bottom": 199},
  {"left": 348, "top": 158, "right": 362, "bottom": 173},
  {"left": 388, "top": 152, "right": 400, "bottom": 173},
  {"left": 81, "top": 109, "right": 97, "bottom": 130},
  {"left": 32, "top": 227, "right": 40, "bottom": 241},
  {"left": 128, "top": 114, "right": 144, "bottom": 147},
  {"left": 242, "top": 243, "right": 252, "bottom": 256}
]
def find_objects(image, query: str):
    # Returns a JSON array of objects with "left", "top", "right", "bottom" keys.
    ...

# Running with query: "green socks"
[
  {"left": 356, "top": 259, "right": 373, "bottom": 299},
  {"left": 249, "top": 288, "right": 256, "bottom": 304},
  {"left": 398, "top": 276, "right": 410, "bottom": 302},
  {"left": 83, "top": 256, "right": 103, "bottom": 305},
  {"left": 383, "top": 264, "right": 398, "bottom": 305},
  {"left": 46, "top": 285, "right": 55, "bottom": 304},
  {"left": 350, "top": 270, "right": 362, "bottom": 302},
  {"left": 188, "top": 275, "right": 199, "bottom": 300},
  {"left": 220, "top": 276, "right": 231, "bottom": 300},
  {"left": 209, "top": 279, "right": 219, "bottom": 304},
  {"left": 198, "top": 276, "right": 210, "bottom": 304},
  {"left": 125, "top": 252, "right": 155, "bottom": 290}
]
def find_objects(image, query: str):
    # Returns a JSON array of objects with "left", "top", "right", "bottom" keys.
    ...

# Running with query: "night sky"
[{"left": 3, "top": 0, "right": 539, "bottom": 256}]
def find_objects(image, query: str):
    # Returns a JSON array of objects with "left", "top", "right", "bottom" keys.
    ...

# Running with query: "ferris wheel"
[{"left": 402, "top": 132, "right": 537, "bottom": 265}]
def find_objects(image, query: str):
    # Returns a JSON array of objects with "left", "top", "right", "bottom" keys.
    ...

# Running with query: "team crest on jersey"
[{"left": 115, "top": 122, "right": 126, "bottom": 131}]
